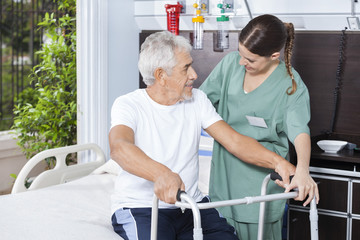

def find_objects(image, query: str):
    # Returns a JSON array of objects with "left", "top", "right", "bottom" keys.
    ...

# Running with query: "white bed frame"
[
  {"left": 1, "top": 143, "right": 121, "bottom": 240},
  {"left": 11, "top": 143, "right": 106, "bottom": 194}
]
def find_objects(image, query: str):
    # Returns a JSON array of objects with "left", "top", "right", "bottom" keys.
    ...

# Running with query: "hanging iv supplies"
[
  {"left": 216, "top": 1, "right": 231, "bottom": 50},
  {"left": 192, "top": 2, "right": 205, "bottom": 49},
  {"left": 165, "top": 2, "right": 183, "bottom": 35}
]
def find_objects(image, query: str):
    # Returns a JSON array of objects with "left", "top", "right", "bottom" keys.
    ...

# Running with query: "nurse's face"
[{"left": 238, "top": 43, "right": 274, "bottom": 75}]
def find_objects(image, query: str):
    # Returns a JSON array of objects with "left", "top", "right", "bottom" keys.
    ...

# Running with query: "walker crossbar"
[
  {"left": 150, "top": 173, "right": 318, "bottom": 240},
  {"left": 174, "top": 191, "right": 298, "bottom": 210}
]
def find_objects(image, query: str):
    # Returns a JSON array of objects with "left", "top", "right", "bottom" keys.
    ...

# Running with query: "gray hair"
[{"left": 138, "top": 31, "right": 192, "bottom": 86}]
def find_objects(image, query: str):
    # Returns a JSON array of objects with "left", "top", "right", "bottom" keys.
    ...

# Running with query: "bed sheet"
[{"left": 0, "top": 173, "right": 122, "bottom": 240}]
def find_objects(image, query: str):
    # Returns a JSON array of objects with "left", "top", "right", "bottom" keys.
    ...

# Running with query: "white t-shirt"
[{"left": 110, "top": 89, "right": 222, "bottom": 212}]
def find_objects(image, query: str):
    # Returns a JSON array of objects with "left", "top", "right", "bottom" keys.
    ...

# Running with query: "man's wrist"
[{"left": 272, "top": 154, "right": 283, "bottom": 171}]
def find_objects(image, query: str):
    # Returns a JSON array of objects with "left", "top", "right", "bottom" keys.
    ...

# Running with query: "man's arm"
[
  {"left": 205, "top": 120, "right": 296, "bottom": 186},
  {"left": 109, "top": 125, "right": 185, "bottom": 204}
]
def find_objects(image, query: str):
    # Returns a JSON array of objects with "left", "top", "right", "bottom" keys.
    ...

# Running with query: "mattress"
[{"left": 0, "top": 173, "right": 122, "bottom": 240}]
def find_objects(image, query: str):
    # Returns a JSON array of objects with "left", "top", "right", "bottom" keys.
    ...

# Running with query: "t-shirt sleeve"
[
  {"left": 285, "top": 83, "right": 311, "bottom": 143},
  {"left": 110, "top": 95, "right": 137, "bottom": 132},
  {"left": 196, "top": 89, "right": 223, "bottom": 129}
]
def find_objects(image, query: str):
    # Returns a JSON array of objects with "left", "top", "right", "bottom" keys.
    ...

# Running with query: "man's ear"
[
  {"left": 154, "top": 67, "right": 166, "bottom": 86},
  {"left": 271, "top": 52, "right": 280, "bottom": 60}
]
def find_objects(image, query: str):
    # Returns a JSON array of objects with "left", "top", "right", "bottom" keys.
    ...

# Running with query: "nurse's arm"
[
  {"left": 288, "top": 133, "right": 320, "bottom": 206},
  {"left": 109, "top": 124, "right": 185, "bottom": 204},
  {"left": 205, "top": 120, "right": 295, "bottom": 185}
]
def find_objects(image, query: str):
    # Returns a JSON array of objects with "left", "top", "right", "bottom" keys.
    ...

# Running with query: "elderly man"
[{"left": 109, "top": 31, "right": 295, "bottom": 240}]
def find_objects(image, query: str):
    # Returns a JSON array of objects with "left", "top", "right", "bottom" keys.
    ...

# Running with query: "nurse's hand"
[
  {"left": 154, "top": 171, "right": 185, "bottom": 204},
  {"left": 285, "top": 168, "right": 319, "bottom": 206}
]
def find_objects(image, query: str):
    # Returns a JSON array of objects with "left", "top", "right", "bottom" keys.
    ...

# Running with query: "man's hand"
[
  {"left": 273, "top": 158, "right": 296, "bottom": 187},
  {"left": 154, "top": 171, "right": 185, "bottom": 204}
]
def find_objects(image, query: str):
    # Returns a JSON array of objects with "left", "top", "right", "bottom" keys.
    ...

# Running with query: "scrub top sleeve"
[
  {"left": 110, "top": 96, "right": 137, "bottom": 132},
  {"left": 199, "top": 56, "right": 227, "bottom": 110},
  {"left": 285, "top": 87, "right": 311, "bottom": 144}
]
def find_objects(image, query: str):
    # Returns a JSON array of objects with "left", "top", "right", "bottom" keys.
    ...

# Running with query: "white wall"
[
  {"left": 108, "top": 0, "right": 140, "bottom": 110},
  {"left": 106, "top": 0, "right": 139, "bottom": 158}
]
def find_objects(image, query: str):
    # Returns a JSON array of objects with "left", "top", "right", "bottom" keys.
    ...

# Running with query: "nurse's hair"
[
  {"left": 138, "top": 31, "right": 192, "bottom": 86},
  {"left": 239, "top": 14, "right": 297, "bottom": 95}
]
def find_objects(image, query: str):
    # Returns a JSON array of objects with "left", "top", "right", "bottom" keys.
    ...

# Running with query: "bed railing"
[{"left": 11, "top": 143, "right": 106, "bottom": 194}]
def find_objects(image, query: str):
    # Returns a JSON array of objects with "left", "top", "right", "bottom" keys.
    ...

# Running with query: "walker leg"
[
  {"left": 151, "top": 195, "right": 159, "bottom": 240},
  {"left": 258, "top": 174, "right": 271, "bottom": 240},
  {"left": 179, "top": 193, "right": 203, "bottom": 240},
  {"left": 310, "top": 197, "right": 319, "bottom": 240}
]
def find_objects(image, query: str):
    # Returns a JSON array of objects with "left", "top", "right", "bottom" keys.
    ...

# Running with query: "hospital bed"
[
  {"left": 0, "top": 137, "right": 213, "bottom": 240},
  {"left": 0, "top": 143, "right": 122, "bottom": 240}
]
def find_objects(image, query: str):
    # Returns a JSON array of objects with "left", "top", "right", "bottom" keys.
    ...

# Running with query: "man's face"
[{"left": 164, "top": 49, "right": 197, "bottom": 102}]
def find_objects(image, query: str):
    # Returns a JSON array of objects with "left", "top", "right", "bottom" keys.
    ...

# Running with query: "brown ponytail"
[
  {"left": 239, "top": 15, "right": 298, "bottom": 95},
  {"left": 284, "top": 22, "right": 297, "bottom": 95}
]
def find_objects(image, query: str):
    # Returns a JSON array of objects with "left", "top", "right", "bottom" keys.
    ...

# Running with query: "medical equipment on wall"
[
  {"left": 216, "top": 1, "right": 231, "bottom": 50},
  {"left": 165, "top": 2, "right": 183, "bottom": 35},
  {"left": 347, "top": 0, "right": 359, "bottom": 30},
  {"left": 192, "top": 1, "right": 205, "bottom": 49}
]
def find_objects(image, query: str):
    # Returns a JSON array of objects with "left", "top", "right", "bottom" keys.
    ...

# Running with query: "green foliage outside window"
[
  {"left": 12, "top": 0, "right": 76, "bottom": 166},
  {"left": 0, "top": 0, "right": 43, "bottom": 131}
]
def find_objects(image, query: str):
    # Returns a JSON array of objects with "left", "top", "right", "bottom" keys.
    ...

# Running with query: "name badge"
[{"left": 245, "top": 115, "right": 268, "bottom": 128}]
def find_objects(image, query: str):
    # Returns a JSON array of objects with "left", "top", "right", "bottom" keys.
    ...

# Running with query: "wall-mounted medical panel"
[{"left": 134, "top": 0, "right": 360, "bottom": 31}]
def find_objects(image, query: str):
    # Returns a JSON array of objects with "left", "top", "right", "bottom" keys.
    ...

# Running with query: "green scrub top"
[{"left": 199, "top": 51, "right": 310, "bottom": 223}]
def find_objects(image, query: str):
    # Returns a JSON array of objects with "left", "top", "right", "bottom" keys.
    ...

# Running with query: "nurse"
[{"left": 200, "top": 14, "right": 319, "bottom": 240}]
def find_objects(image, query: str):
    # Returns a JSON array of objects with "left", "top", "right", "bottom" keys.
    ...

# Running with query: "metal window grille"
[{"left": 0, "top": 0, "right": 59, "bottom": 131}]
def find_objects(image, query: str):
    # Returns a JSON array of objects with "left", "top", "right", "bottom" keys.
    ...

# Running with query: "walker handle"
[
  {"left": 270, "top": 172, "right": 294, "bottom": 182},
  {"left": 176, "top": 189, "right": 186, "bottom": 201}
]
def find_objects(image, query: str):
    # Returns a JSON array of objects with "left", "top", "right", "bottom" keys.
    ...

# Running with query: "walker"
[{"left": 151, "top": 173, "right": 318, "bottom": 240}]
